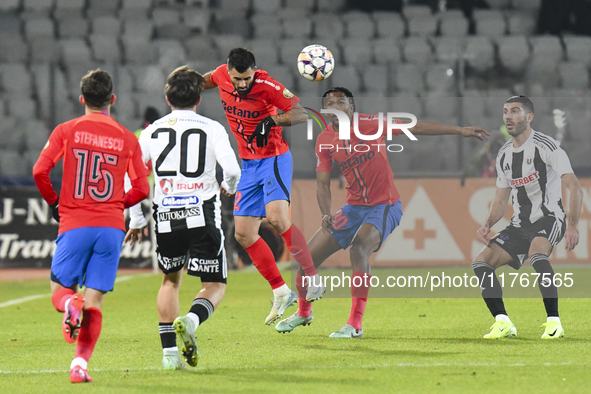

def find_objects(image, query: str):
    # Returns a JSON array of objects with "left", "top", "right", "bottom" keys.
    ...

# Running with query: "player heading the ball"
[{"left": 202, "top": 48, "right": 325, "bottom": 325}]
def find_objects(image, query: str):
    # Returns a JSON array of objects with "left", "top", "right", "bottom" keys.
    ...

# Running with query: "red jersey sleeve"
[
  {"left": 123, "top": 140, "right": 150, "bottom": 208},
  {"left": 32, "top": 124, "right": 67, "bottom": 205},
  {"left": 209, "top": 64, "right": 226, "bottom": 86},
  {"left": 261, "top": 75, "right": 300, "bottom": 113},
  {"left": 315, "top": 131, "right": 332, "bottom": 172}
]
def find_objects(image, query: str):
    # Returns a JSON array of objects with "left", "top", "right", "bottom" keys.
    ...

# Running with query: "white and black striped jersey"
[
  {"left": 131, "top": 109, "right": 240, "bottom": 233},
  {"left": 496, "top": 129, "right": 574, "bottom": 227}
]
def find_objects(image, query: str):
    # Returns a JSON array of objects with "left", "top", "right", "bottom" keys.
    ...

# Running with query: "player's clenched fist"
[{"left": 248, "top": 116, "right": 276, "bottom": 148}]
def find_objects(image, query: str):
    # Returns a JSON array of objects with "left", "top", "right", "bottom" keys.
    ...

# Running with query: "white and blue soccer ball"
[{"left": 297, "top": 44, "right": 335, "bottom": 81}]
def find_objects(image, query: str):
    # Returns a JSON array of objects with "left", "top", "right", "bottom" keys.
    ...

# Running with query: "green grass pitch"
[{"left": 1, "top": 270, "right": 590, "bottom": 393}]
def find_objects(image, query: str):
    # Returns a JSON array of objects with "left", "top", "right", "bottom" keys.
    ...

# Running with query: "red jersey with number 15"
[
  {"left": 210, "top": 65, "right": 300, "bottom": 160},
  {"left": 316, "top": 114, "right": 402, "bottom": 206},
  {"left": 33, "top": 113, "right": 149, "bottom": 234}
]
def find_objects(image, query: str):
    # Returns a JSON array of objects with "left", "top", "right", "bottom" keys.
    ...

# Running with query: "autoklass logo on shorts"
[
  {"left": 161, "top": 195, "right": 200, "bottom": 208},
  {"left": 188, "top": 258, "right": 220, "bottom": 273},
  {"left": 158, "top": 207, "right": 201, "bottom": 221}
]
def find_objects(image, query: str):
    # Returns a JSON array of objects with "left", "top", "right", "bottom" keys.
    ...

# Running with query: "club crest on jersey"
[
  {"left": 527, "top": 158, "right": 532, "bottom": 164},
  {"left": 160, "top": 179, "right": 174, "bottom": 194},
  {"left": 161, "top": 195, "right": 201, "bottom": 208},
  {"left": 168, "top": 118, "right": 177, "bottom": 125}
]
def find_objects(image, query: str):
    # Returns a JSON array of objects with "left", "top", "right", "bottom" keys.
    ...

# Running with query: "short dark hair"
[
  {"left": 80, "top": 69, "right": 113, "bottom": 109},
  {"left": 505, "top": 95, "right": 534, "bottom": 114},
  {"left": 164, "top": 66, "right": 205, "bottom": 109},
  {"left": 227, "top": 48, "right": 256, "bottom": 73},
  {"left": 322, "top": 86, "right": 355, "bottom": 107}
]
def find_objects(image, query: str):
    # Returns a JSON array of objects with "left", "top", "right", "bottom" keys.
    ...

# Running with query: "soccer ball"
[{"left": 297, "top": 44, "right": 335, "bottom": 81}]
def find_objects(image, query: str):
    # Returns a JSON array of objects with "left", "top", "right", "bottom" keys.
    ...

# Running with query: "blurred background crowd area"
[{"left": 0, "top": 0, "right": 590, "bottom": 182}]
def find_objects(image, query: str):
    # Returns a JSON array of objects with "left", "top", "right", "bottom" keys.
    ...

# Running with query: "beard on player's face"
[{"left": 229, "top": 67, "right": 255, "bottom": 95}]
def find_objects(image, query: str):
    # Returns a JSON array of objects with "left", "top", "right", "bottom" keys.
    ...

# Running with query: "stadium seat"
[
  {"left": 530, "top": 36, "right": 563, "bottom": 62},
  {"left": 564, "top": 36, "right": 591, "bottom": 67},
  {"left": 122, "top": 39, "right": 157, "bottom": 64},
  {"left": 114, "top": 93, "right": 138, "bottom": 124},
  {"left": 432, "top": 37, "right": 465, "bottom": 63},
  {"left": 343, "top": 11, "right": 375, "bottom": 39},
  {"left": 152, "top": 8, "right": 180, "bottom": 26},
  {"left": 215, "top": 0, "right": 250, "bottom": 20},
  {"left": 55, "top": 0, "right": 85, "bottom": 10},
  {"left": 0, "top": 0, "right": 20, "bottom": 12},
  {"left": 497, "top": 35, "right": 530, "bottom": 73},
  {"left": 373, "top": 38, "right": 402, "bottom": 64},
  {"left": 184, "top": 36, "right": 220, "bottom": 66},
  {"left": 0, "top": 14, "right": 22, "bottom": 34},
  {"left": 512, "top": 0, "right": 542, "bottom": 11},
  {"left": 461, "top": 92, "right": 487, "bottom": 125},
  {"left": 331, "top": 65, "right": 361, "bottom": 93},
  {"left": 392, "top": 64, "right": 424, "bottom": 94},
  {"left": 341, "top": 39, "right": 373, "bottom": 66},
  {"left": 283, "top": 0, "right": 314, "bottom": 13},
  {"left": 425, "top": 64, "right": 456, "bottom": 94},
  {"left": 507, "top": 12, "right": 536, "bottom": 36},
  {"left": 402, "top": 37, "right": 433, "bottom": 67},
  {"left": 7, "top": 95, "right": 37, "bottom": 119},
  {"left": 212, "top": 35, "right": 245, "bottom": 60},
  {"left": 249, "top": 39, "right": 280, "bottom": 67},
  {"left": 464, "top": 36, "right": 495, "bottom": 73},
  {"left": 530, "top": 95, "right": 551, "bottom": 116},
  {"left": 313, "top": 13, "right": 346, "bottom": 38},
  {"left": 278, "top": 38, "right": 306, "bottom": 65},
  {"left": 439, "top": 10, "right": 469, "bottom": 37},
  {"left": 0, "top": 34, "right": 29, "bottom": 63},
  {"left": 60, "top": 38, "right": 92, "bottom": 63},
  {"left": 134, "top": 92, "right": 168, "bottom": 117},
  {"left": 23, "top": 0, "right": 55, "bottom": 14},
  {"left": 91, "top": 16, "right": 121, "bottom": 36},
  {"left": 317, "top": 0, "right": 346, "bottom": 12},
  {"left": 0, "top": 64, "right": 32, "bottom": 93},
  {"left": 264, "top": 65, "right": 295, "bottom": 89},
  {"left": 129, "top": 65, "right": 165, "bottom": 93},
  {"left": 361, "top": 64, "right": 389, "bottom": 95},
  {"left": 373, "top": 12, "right": 405, "bottom": 39},
  {"left": 0, "top": 117, "right": 25, "bottom": 152},
  {"left": 123, "top": 19, "right": 154, "bottom": 41},
  {"left": 474, "top": 10, "right": 506, "bottom": 37},
  {"left": 30, "top": 37, "right": 60, "bottom": 63},
  {"left": 153, "top": 39, "right": 186, "bottom": 70},
  {"left": 122, "top": 0, "right": 154, "bottom": 10},
  {"left": 57, "top": 17, "right": 88, "bottom": 39},
  {"left": 183, "top": 7, "right": 212, "bottom": 34},
  {"left": 403, "top": 5, "right": 432, "bottom": 18},
  {"left": 558, "top": 62, "right": 589, "bottom": 90},
  {"left": 251, "top": 12, "right": 282, "bottom": 39},
  {"left": 424, "top": 93, "right": 459, "bottom": 119},
  {"left": 407, "top": 15, "right": 439, "bottom": 37},
  {"left": 31, "top": 64, "right": 50, "bottom": 119},
  {"left": 252, "top": 0, "right": 280, "bottom": 13},
  {"left": 283, "top": 16, "right": 313, "bottom": 39},
  {"left": 87, "top": 0, "right": 121, "bottom": 18},
  {"left": 22, "top": 119, "right": 50, "bottom": 152},
  {"left": 0, "top": 150, "right": 27, "bottom": 177},
  {"left": 24, "top": 17, "right": 55, "bottom": 40}
]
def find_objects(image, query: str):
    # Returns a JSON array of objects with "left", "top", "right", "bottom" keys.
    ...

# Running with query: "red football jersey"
[
  {"left": 315, "top": 114, "right": 402, "bottom": 206},
  {"left": 210, "top": 65, "right": 300, "bottom": 159},
  {"left": 33, "top": 113, "right": 150, "bottom": 234}
]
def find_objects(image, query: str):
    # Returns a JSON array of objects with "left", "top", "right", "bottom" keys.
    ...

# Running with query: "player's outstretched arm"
[
  {"left": 410, "top": 121, "right": 490, "bottom": 141},
  {"left": 477, "top": 187, "right": 510, "bottom": 245},
  {"left": 317, "top": 171, "right": 335, "bottom": 234},
  {"left": 562, "top": 173, "right": 583, "bottom": 251},
  {"left": 271, "top": 103, "right": 308, "bottom": 127},
  {"left": 202, "top": 71, "right": 217, "bottom": 89}
]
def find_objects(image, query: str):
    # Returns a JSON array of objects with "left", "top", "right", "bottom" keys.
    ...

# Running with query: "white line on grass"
[
  {"left": 0, "top": 274, "right": 144, "bottom": 309},
  {"left": 1, "top": 361, "right": 589, "bottom": 374}
]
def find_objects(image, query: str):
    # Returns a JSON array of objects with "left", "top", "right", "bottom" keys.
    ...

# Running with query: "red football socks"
[
  {"left": 52, "top": 287, "right": 75, "bottom": 312},
  {"left": 296, "top": 272, "right": 312, "bottom": 318},
  {"left": 281, "top": 225, "right": 318, "bottom": 276},
  {"left": 347, "top": 271, "right": 371, "bottom": 330},
  {"left": 75, "top": 308, "right": 102, "bottom": 362},
  {"left": 245, "top": 237, "right": 285, "bottom": 290}
]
